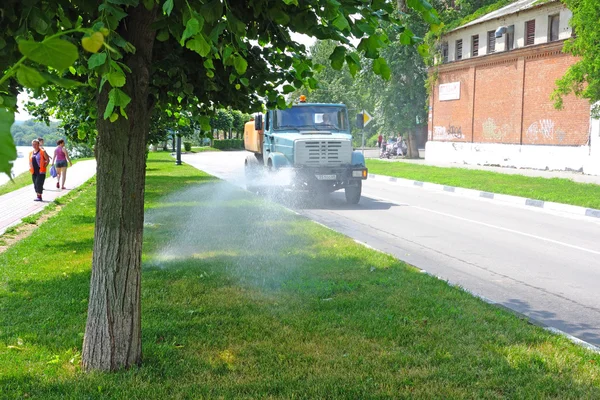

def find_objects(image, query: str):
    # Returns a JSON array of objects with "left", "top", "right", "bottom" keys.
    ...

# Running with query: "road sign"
[{"left": 362, "top": 110, "right": 373, "bottom": 127}]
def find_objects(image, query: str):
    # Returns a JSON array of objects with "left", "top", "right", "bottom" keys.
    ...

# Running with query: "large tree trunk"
[
  {"left": 82, "top": 4, "right": 157, "bottom": 372},
  {"left": 407, "top": 129, "right": 419, "bottom": 159}
]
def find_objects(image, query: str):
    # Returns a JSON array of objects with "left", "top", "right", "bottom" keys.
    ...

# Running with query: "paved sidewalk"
[
  {"left": 372, "top": 158, "right": 600, "bottom": 185},
  {"left": 0, "top": 160, "right": 97, "bottom": 235}
]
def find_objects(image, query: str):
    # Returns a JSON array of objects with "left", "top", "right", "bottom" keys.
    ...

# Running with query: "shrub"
[
  {"left": 212, "top": 139, "right": 244, "bottom": 150},
  {"left": 183, "top": 141, "right": 192, "bottom": 152}
]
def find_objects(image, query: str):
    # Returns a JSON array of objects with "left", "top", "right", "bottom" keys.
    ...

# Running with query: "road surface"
[{"left": 182, "top": 151, "right": 600, "bottom": 346}]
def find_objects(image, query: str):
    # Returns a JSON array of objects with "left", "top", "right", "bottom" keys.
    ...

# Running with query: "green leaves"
[
  {"left": 186, "top": 35, "right": 211, "bottom": 57},
  {"left": 329, "top": 46, "right": 346, "bottom": 70},
  {"left": 0, "top": 107, "right": 17, "bottom": 177},
  {"left": 88, "top": 53, "right": 108, "bottom": 69},
  {"left": 233, "top": 55, "right": 248, "bottom": 75},
  {"left": 16, "top": 65, "right": 47, "bottom": 88},
  {"left": 372, "top": 57, "right": 391, "bottom": 80},
  {"left": 332, "top": 14, "right": 350, "bottom": 31},
  {"left": 18, "top": 38, "right": 79, "bottom": 71},
  {"left": 107, "top": 71, "right": 126, "bottom": 87},
  {"left": 103, "top": 88, "right": 131, "bottom": 120},
  {"left": 181, "top": 17, "right": 204, "bottom": 46},
  {"left": 162, "top": 0, "right": 174, "bottom": 16},
  {"left": 82, "top": 32, "right": 105, "bottom": 53}
]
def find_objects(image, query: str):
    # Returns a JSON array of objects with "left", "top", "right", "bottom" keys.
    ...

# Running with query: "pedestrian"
[
  {"left": 52, "top": 139, "right": 72, "bottom": 190},
  {"left": 377, "top": 134, "right": 383, "bottom": 148},
  {"left": 29, "top": 139, "right": 49, "bottom": 201},
  {"left": 382, "top": 137, "right": 387, "bottom": 152},
  {"left": 38, "top": 137, "right": 52, "bottom": 163}
]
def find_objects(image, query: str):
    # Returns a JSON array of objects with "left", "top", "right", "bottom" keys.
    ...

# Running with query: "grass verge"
[
  {"left": 0, "top": 158, "right": 93, "bottom": 197},
  {"left": 366, "top": 159, "right": 600, "bottom": 210},
  {"left": 1, "top": 152, "right": 599, "bottom": 398}
]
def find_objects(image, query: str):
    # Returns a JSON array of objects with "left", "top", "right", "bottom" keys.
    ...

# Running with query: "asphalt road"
[{"left": 182, "top": 151, "right": 600, "bottom": 346}]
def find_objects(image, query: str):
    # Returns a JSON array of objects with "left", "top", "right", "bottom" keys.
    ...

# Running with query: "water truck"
[{"left": 244, "top": 96, "right": 368, "bottom": 204}]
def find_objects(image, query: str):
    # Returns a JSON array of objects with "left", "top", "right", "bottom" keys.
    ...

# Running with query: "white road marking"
[{"left": 363, "top": 191, "right": 600, "bottom": 257}]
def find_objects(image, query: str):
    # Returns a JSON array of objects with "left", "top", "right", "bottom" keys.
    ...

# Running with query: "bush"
[
  {"left": 183, "top": 141, "right": 192, "bottom": 152},
  {"left": 212, "top": 139, "right": 244, "bottom": 150}
]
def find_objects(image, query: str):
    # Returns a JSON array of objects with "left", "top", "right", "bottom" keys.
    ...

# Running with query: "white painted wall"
[
  {"left": 445, "top": 2, "right": 572, "bottom": 63},
  {"left": 425, "top": 141, "right": 598, "bottom": 173}
]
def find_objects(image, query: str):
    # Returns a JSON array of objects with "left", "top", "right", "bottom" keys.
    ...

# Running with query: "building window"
[
  {"left": 548, "top": 14, "right": 560, "bottom": 41},
  {"left": 455, "top": 39, "right": 463, "bottom": 60},
  {"left": 472, "top": 34, "right": 479, "bottom": 56},
  {"left": 525, "top": 19, "right": 536, "bottom": 45},
  {"left": 442, "top": 42, "right": 448, "bottom": 63},
  {"left": 506, "top": 25, "right": 514, "bottom": 50},
  {"left": 487, "top": 30, "right": 496, "bottom": 53}
]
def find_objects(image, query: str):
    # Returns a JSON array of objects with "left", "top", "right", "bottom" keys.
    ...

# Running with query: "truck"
[{"left": 244, "top": 96, "right": 368, "bottom": 204}]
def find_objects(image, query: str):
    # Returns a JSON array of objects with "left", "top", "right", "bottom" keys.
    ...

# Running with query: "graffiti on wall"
[
  {"left": 433, "top": 125, "right": 464, "bottom": 140},
  {"left": 482, "top": 118, "right": 511, "bottom": 141},
  {"left": 526, "top": 119, "right": 566, "bottom": 143}
]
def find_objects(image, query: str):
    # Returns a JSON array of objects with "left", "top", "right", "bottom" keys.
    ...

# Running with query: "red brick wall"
[
  {"left": 473, "top": 60, "right": 523, "bottom": 144},
  {"left": 430, "top": 46, "right": 590, "bottom": 146},
  {"left": 522, "top": 54, "right": 589, "bottom": 145},
  {"left": 431, "top": 68, "right": 473, "bottom": 142}
]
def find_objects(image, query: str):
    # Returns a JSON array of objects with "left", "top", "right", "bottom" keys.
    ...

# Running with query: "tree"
[
  {"left": 0, "top": 0, "right": 439, "bottom": 371},
  {"left": 211, "top": 108, "right": 233, "bottom": 139},
  {"left": 552, "top": 0, "right": 600, "bottom": 117}
]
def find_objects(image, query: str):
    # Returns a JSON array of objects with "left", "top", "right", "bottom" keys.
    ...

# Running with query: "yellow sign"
[{"left": 363, "top": 110, "right": 373, "bottom": 127}]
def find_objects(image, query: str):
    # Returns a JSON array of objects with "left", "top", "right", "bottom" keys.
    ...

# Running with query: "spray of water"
[{"left": 143, "top": 179, "right": 322, "bottom": 290}]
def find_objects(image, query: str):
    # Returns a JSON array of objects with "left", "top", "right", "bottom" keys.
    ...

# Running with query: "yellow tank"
[{"left": 244, "top": 120, "right": 263, "bottom": 154}]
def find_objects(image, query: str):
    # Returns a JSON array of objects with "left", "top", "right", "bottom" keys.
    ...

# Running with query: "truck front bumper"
[{"left": 293, "top": 166, "right": 368, "bottom": 185}]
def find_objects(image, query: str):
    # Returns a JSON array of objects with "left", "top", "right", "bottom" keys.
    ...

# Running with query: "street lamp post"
[{"left": 175, "top": 135, "right": 182, "bottom": 165}]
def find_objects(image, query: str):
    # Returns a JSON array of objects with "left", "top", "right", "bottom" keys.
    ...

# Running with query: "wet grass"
[
  {"left": 1, "top": 152, "right": 599, "bottom": 399},
  {"left": 366, "top": 159, "right": 600, "bottom": 210}
]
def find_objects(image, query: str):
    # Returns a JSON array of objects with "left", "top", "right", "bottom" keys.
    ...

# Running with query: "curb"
[
  {"left": 369, "top": 174, "right": 600, "bottom": 220},
  {"left": 352, "top": 237, "right": 600, "bottom": 354}
]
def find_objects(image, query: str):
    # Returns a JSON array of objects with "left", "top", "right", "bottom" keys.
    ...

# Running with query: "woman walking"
[
  {"left": 52, "top": 139, "right": 72, "bottom": 189},
  {"left": 29, "top": 139, "right": 49, "bottom": 201}
]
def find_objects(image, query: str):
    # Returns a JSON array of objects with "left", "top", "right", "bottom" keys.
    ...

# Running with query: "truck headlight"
[{"left": 352, "top": 170, "right": 363, "bottom": 178}]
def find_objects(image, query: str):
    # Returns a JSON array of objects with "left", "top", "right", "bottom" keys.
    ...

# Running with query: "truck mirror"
[
  {"left": 356, "top": 113, "right": 364, "bottom": 129},
  {"left": 255, "top": 114, "right": 263, "bottom": 131}
]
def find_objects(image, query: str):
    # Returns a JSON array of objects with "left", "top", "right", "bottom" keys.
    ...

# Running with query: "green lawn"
[
  {"left": 366, "top": 159, "right": 600, "bottom": 210},
  {"left": 1, "top": 152, "right": 599, "bottom": 398},
  {"left": 0, "top": 158, "right": 92, "bottom": 197}
]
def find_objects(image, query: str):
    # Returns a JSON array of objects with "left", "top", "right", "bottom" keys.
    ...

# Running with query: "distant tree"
[
  {"left": 210, "top": 109, "right": 234, "bottom": 139},
  {"left": 552, "top": 0, "right": 600, "bottom": 117}
]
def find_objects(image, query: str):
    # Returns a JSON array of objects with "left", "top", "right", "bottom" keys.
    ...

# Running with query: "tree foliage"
[{"left": 552, "top": 0, "right": 600, "bottom": 117}]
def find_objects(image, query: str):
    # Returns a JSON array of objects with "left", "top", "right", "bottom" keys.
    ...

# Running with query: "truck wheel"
[{"left": 345, "top": 181, "right": 362, "bottom": 204}]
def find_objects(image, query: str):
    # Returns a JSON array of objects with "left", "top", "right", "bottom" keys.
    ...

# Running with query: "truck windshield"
[{"left": 274, "top": 106, "right": 348, "bottom": 131}]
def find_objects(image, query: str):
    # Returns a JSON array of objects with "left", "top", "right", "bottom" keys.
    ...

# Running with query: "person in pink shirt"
[{"left": 52, "top": 139, "right": 72, "bottom": 190}]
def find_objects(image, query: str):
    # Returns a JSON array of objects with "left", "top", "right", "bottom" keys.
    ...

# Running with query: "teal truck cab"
[{"left": 244, "top": 97, "right": 368, "bottom": 204}]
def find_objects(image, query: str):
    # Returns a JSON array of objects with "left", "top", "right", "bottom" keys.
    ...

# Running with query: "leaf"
[
  {"left": 0, "top": 108, "right": 17, "bottom": 177},
  {"left": 356, "top": 20, "right": 375, "bottom": 35},
  {"left": 143, "top": 0, "right": 155, "bottom": 10},
  {"left": 104, "top": 88, "right": 131, "bottom": 119},
  {"left": 372, "top": 57, "right": 391, "bottom": 80},
  {"left": 332, "top": 14, "right": 350, "bottom": 31},
  {"left": 399, "top": 29, "right": 413, "bottom": 45},
  {"left": 282, "top": 84, "right": 295, "bottom": 94},
  {"left": 108, "top": 71, "right": 126, "bottom": 87},
  {"left": 276, "top": 96, "right": 287, "bottom": 109},
  {"left": 202, "top": 0, "right": 223, "bottom": 23},
  {"left": 240, "top": 77, "right": 249, "bottom": 86},
  {"left": 82, "top": 32, "right": 105, "bottom": 53},
  {"left": 39, "top": 71, "right": 82, "bottom": 88},
  {"left": 180, "top": 17, "right": 203, "bottom": 46},
  {"left": 282, "top": 0, "right": 298, "bottom": 5},
  {"left": 18, "top": 38, "right": 79, "bottom": 71},
  {"left": 186, "top": 35, "right": 211, "bottom": 57},
  {"left": 16, "top": 65, "right": 47, "bottom": 88},
  {"left": 417, "top": 43, "right": 429, "bottom": 58},
  {"left": 88, "top": 52, "right": 108, "bottom": 69},
  {"left": 233, "top": 55, "right": 248, "bottom": 75},
  {"left": 329, "top": 46, "right": 346, "bottom": 71},
  {"left": 110, "top": 112, "right": 119, "bottom": 122},
  {"left": 157, "top": 29, "right": 169, "bottom": 42},
  {"left": 203, "top": 59, "right": 214, "bottom": 69},
  {"left": 162, "top": 0, "right": 174, "bottom": 16}
]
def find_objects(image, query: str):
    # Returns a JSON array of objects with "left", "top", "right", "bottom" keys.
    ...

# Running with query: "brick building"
[{"left": 427, "top": 0, "right": 600, "bottom": 174}]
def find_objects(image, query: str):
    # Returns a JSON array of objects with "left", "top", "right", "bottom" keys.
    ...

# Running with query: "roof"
[{"left": 449, "top": 0, "right": 559, "bottom": 33}]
